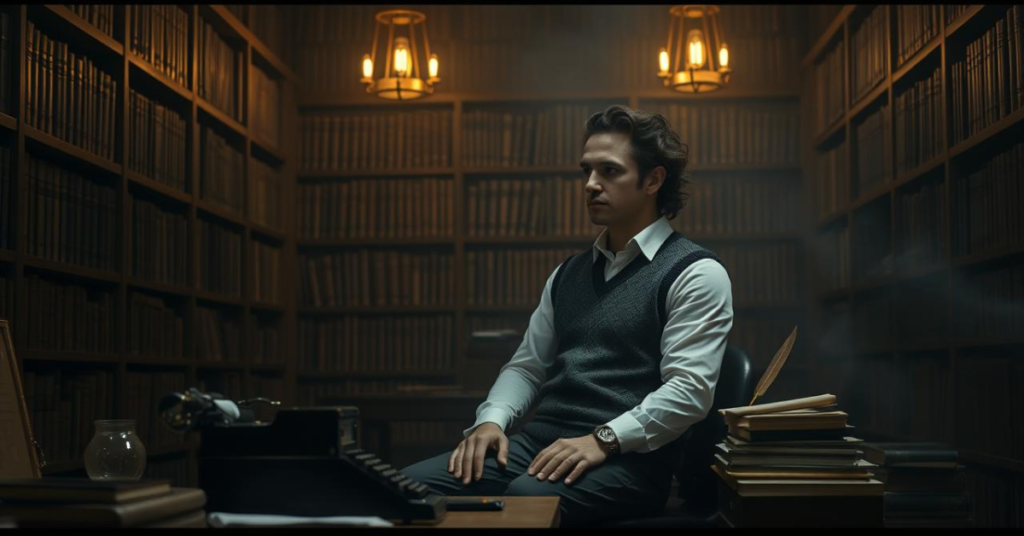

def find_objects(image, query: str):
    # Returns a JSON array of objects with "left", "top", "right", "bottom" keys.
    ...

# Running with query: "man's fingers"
[
  {"left": 547, "top": 455, "right": 578, "bottom": 482},
  {"left": 565, "top": 460, "right": 590, "bottom": 485},
  {"left": 448, "top": 443, "right": 461, "bottom": 473},
  {"left": 473, "top": 437, "right": 489, "bottom": 481},
  {"left": 497, "top": 436, "right": 510, "bottom": 467},
  {"left": 540, "top": 451, "right": 572, "bottom": 480},
  {"left": 528, "top": 445, "right": 553, "bottom": 475},
  {"left": 461, "top": 441, "right": 476, "bottom": 485},
  {"left": 452, "top": 443, "right": 464, "bottom": 477}
]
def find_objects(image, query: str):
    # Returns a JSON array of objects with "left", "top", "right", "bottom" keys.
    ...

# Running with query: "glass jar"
[{"left": 84, "top": 420, "right": 147, "bottom": 481}]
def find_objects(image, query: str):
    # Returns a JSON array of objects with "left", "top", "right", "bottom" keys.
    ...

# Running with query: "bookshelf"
[
  {"left": 803, "top": 4, "right": 1024, "bottom": 527},
  {"left": 0, "top": 4, "right": 297, "bottom": 486}
]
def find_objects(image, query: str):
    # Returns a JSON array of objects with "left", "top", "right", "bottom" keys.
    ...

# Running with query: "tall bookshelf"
[
  {"left": 0, "top": 5, "right": 297, "bottom": 485},
  {"left": 803, "top": 5, "right": 1024, "bottom": 527},
  {"left": 291, "top": 5, "right": 809, "bottom": 467}
]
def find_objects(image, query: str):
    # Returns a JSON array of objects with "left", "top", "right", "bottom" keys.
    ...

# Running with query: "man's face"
[{"left": 580, "top": 132, "right": 650, "bottom": 227}]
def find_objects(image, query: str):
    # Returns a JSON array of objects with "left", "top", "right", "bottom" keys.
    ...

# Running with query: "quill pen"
[{"left": 748, "top": 325, "right": 798, "bottom": 406}]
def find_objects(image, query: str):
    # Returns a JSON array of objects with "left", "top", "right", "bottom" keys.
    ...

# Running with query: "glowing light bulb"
[
  {"left": 659, "top": 47, "right": 670, "bottom": 73},
  {"left": 687, "top": 30, "right": 705, "bottom": 69},
  {"left": 719, "top": 43, "right": 729, "bottom": 70},
  {"left": 429, "top": 53, "right": 439, "bottom": 79},
  {"left": 393, "top": 37, "right": 410, "bottom": 76},
  {"left": 362, "top": 54, "right": 373, "bottom": 79}
]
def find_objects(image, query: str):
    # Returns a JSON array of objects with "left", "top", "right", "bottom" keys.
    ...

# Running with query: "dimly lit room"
[{"left": 0, "top": 3, "right": 1020, "bottom": 529}]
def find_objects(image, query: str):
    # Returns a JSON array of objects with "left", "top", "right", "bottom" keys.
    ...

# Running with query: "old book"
[
  {"left": 712, "top": 464, "right": 883, "bottom": 498},
  {"left": 0, "top": 479, "right": 171, "bottom": 504},
  {"left": 0, "top": 487, "right": 206, "bottom": 527},
  {"left": 859, "top": 442, "right": 959, "bottom": 468},
  {"left": 732, "top": 425, "right": 855, "bottom": 443}
]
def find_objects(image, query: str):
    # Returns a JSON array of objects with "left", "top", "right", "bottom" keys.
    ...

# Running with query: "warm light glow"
[
  {"left": 362, "top": 54, "right": 373, "bottom": 78},
  {"left": 719, "top": 43, "right": 729, "bottom": 69},
  {"left": 393, "top": 37, "right": 410, "bottom": 76},
  {"left": 687, "top": 30, "right": 705, "bottom": 69},
  {"left": 429, "top": 53, "right": 439, "bottom": 79},
  {"left": 659, "top": 47, "right": 670, "bottom": 73}
]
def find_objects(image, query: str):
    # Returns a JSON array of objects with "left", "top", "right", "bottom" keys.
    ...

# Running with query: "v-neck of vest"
[{"left": 591, "top": 233, "right": 681, "bottom": 297}]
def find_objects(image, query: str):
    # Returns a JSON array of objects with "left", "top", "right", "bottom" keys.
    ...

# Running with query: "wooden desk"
[{"left": 403, "top": 497, "right": 560, "bottom": 529}]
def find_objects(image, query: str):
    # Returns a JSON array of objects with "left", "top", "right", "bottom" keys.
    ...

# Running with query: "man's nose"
[{"left": 584, "top": 172, "right": 601, "bottom": 193}]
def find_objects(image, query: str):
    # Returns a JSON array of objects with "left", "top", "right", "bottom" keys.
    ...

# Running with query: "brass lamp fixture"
[
  {"left": 657, "top": 5, "right": 731, "bottom": 93},
  {"left": 360, "top": 9, "right": 440, "bottom": 100}
]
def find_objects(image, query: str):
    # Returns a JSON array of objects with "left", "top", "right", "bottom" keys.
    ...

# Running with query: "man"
[{"left": 401, "top": 105, "right": 734, "bottom": 526}]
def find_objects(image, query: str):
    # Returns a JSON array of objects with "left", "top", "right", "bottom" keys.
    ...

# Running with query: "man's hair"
[{"left": 582, "top": 105, "right": 690, "bottom": 220}]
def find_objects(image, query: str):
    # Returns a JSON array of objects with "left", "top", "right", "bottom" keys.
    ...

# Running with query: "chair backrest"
[{"left": 674, "top": 345, "right": 755, "bottom": 512}]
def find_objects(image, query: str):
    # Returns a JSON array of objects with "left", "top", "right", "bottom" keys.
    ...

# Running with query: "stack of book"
[
  {"left": 713, "top": 394, "right": 885, "bottom": 527},
  {"left": 860, "top": 442, "right": 971, "bottom": 527},
  {"left": 0, "top": 478, "right": 206, "bottom": 528}
]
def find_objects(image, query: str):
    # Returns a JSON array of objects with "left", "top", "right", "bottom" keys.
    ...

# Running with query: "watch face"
[{"left": 597, "top": 427, "right": 615, "bottom": 443}]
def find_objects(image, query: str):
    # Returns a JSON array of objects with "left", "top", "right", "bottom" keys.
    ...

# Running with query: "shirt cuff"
[
  {"left": 605, "top": 412, "right": 647, "bottom": 454},
  {"left": 463, "top": 408, "right": 510, "bottom": 438}
]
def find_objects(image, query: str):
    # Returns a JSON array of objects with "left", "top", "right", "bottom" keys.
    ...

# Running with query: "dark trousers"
[{"left": 400, "top": 430, "right": 675, "bottom": 527}]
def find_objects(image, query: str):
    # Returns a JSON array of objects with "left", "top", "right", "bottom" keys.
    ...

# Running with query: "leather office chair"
[{"left": 605, "top": 344, "right": 756, "bottom": 528}]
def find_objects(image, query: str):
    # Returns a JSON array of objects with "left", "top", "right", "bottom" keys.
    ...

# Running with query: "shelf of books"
[
  {"left": 291, "top": 4, "right": 810, "bottom": 450},
  {"left": 804, "top": 4, "right": 1024, "bottom": 526},
  {"left": 0, "top": 5, "right": 296, "bottom": 487}
]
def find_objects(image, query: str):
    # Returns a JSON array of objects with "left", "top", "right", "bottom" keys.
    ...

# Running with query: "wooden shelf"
[
  {"left": 196, "top": 200, "right": 247, "bottom": 227},
  {"left": 813, "top": 115, "right": 846, "bottom": 149},
  {"left": 894, "top": 155, "right": 944, "bottom": 189},
  {"left": 251, "top": 363, "right": 287, "bottom": 373},
  {"left": 690, "top": 163, "right": 803, "bottom": 173},
  {"left": 21, "top": 350, "right": 119, "bottom": 364},
  {"left": 206, "top": 4, "right": 298, "bottom": 83},
  {"left": 126, "top": 170, "right": 192, "bottom": 205},
  {"left": 298, "top": 370, "right": 457, "bottom": 380},
  {"left": 891, "top": 33, "right": 942, "bottom": 86},
  {"left": 949, "top": 107, "right": 1024, "bottom": 160},
  {"left": 124, "top": 356, "right": 192, "bottom": 367},
  {"left": 298, "top": 237, "right": 456, "bottom": 248},
  {"left": 467, "top": 305, "right": 534, "bottom": 313},
  {"left": 466, "top": 236, "right": 596, "bottom": 246},
  {"left": 848, "top": 79, "right": 888, "bottom": 122},
  {"left": 24, "top": 125, "right": 121, "bottom": 177},
  {"left": 250, "top": 136, "right": 287, "bottom": 165},
  {"left": 23, "top": 256, "right": 121, "bottom": 285},
  {"left": 196, "top": 290, "right": 245, "bottom": 307},
  {"left": 250, "top": 222, "right": 286, "bottom": 243},
  {"left": 850, "top": 182, "right": 891, "bottom": 212},
  {"left": 251, "top": 302, "right": 285, "bottom": 313},
  {"left": 944, "top": 4, "right": 987, "bottom": 40},
  {"left": 816, "top": 209, "right": 848, "bottom": 230},
  {"left": 127, "top": 53, "right": 193, "bottom": 103},
  {"left": 0, "top": 112, "right": 16, "bottom": 132},
  {"left": 952, "top": 242, "right": 1024, "bottom": 269},
  {"left": 36, "top": 4, "right": 123, "bottom": 60},
  {"left": 197, "top": 97, "right": 247, "bottom": 138},
  {"left": 195, "top": 361, "right": 248, "bottom": 370},
  {"left": 299, "top": 306, "right": 457, "bottom": 315},
  {"left": 464, "top": 165, "right": 579, "bottom": 175},
  {"left": 801, "top": 5, "right": 856, "bottom": 68},
  {"left": 686, "top": 232, "right": 803, "bottom": 242},
  {"left": 127, "top": 278, "right": 193, "bottom": 298},
  {"left": 298, "top": 168, "right": 456, "bottom": 179}
]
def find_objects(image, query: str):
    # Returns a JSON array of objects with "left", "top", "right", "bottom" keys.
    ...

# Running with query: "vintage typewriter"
[{"left": 159, "top": 389, "right": 447, "bottom": 524}]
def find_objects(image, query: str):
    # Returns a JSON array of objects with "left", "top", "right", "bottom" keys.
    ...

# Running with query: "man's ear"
[{"left": 645, "top": 166, "right": 666, "bottom": 195}]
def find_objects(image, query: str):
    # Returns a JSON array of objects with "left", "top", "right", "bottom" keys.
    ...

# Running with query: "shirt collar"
[{"left": 592, "top": 216, "right": 675, "bottom": 263}]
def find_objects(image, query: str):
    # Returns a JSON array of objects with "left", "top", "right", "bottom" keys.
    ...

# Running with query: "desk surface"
[{"left": 406, "top": 497, "right": 560, "bottom": 529}]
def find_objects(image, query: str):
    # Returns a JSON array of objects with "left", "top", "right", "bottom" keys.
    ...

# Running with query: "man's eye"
[{"left": 605, "top": 168, "right": 617, "bottom": 174}]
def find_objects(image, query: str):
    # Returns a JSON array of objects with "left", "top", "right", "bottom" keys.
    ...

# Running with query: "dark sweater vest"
[{"left": 520, "top": 232, "right": 723, "bottom": 455}]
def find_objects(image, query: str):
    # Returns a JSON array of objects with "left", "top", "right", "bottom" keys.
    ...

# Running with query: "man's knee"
[{"left": 504, "top": 473, "right": 561, "bottom": 497}]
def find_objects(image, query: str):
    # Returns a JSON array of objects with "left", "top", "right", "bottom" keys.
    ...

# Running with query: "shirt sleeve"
[
  {"left": 604, "top": 258, "right": 734, "bottom": 454},
  {"left": 463, "top": 264, "right": 562, "bottom": 437}
]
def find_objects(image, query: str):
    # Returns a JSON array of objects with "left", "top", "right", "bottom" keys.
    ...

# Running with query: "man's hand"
[
  {"left": 448, "top": 422, "right": 508, "bottom": 485},
  {"left": 527, "top": 435, "right": 608, "bottom": 486}
]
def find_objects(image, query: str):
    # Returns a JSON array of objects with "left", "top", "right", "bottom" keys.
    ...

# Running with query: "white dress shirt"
[{"left": 464, "top": 216, "right": 735, "bottom": 454}]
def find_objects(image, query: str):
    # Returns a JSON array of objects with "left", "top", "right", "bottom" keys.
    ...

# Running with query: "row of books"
[
  {"left": 129, "top": 5, "right": 189, "bottom": 88},
  {"left": 850, "top": 7, "right": 887, "bottom": 104},
  {"left": 26, "top": 154, "right": 116, "bottom": 271},
  {"left": 125, "top": 370, "right": 189, "bottom": 450},
  {"left": 22, "top": 274, "right": 114, "bottom": 353},
  {"left": 129, "top": 197, "right": 189, "bottom": 288},
  {"left": 66, "top": 4, "right": 116, "bottom": 39},
  {"left": 853, "top": 100, "right": 892, "bottom": 197},
  {"left": 467, "top": 248, "right": 574, "bottom": 307},
  {"left": 813, "top": 41, "right": 845, "bottom": 135},
  {"left": 251, "top": 240, "right": 281, "bottom": 305},
  {"left": 237, "top": 5, "right": 287, "bottom": 61},
  {"left": 251, "top": 65, "right": 281, "bottom": 148},
  {"left": 195, "top": 305, "right": 241, "bottom": 363},
  {"left": 895, "top": 179, "right": 948, "bottom": 271},
  {"left": 895, "top": 68, "right": 942, "bottom": 175},
  {"left": 894, "top": 5, "right": 941, "bottom": 68},
  {"left": 250, "top": 158, "right": 282, "bottom": 231},
  {"left": 198, "top": 370, "right": 242, "bottom": 401},
  {"left": 0, "top": 12, "right": 9, "bottom": 113},
  {"left": 950, "top": 6, "right": 1023, "bottom": 146},
  {"left": 298, "top": 316, "right": 455, "bottom": 373},
  {"left": 26, "top": 21, "right": 119, "bottom": 162},
  {"left": 127, "top": 291, "right": 184, "bottom": 360},
  {"left": 301, "top": 251, "right": 454, "bottom": 308},
  {"left": 953, "top": 262, "right": 1024, "bottom": 342},
  {"left": 852, "top": 201, "right": 893, "bottom": 282},
  {"left": 128, "top": 89, "right": 188, "bottom": 192},
  {"left": 199, "top": 125, "right": 245, "bottom": 214},
  {"left": 953, "top": 140, "right": 1023, "bottom": 257},
  {"left": 252, "top": 316, "right": 282, "bottom": 365},
  {"left": 197, "top": 218, "right": 241, "bottom": 296},
  {"left": 198, "top": 18, "right": 243, "bottom": 122},
  {"left": 288, "top": 5, "right": 452, "bottom": 46},
  {"left": 815, "top": 226, "right": 850, "bottom": 292},
  {"left": 297, "top": 178, "right": 454, "bottom": 240},
  {"left": 22, "top": 367, "right": 113, "bottom": 467},
  {"left": 643, "top": 101, "right": 802, "bottom": 167},
  {"left": 814, "top": 140, "right": 847, "bottom": 217},
  {"left": 467, "top": 176, "right": 595, "bottom": 238},
  {"left": 947, "top": 5, "right": 970, "bottom": 26},
  {"left": 0, "top": 145, "right": 11, "bottom": 250},
  {"left": 683, "top": 176, "right": 803, "bottom": 235},
  {"left": 715, "top": 36, "right": 805, "bottom": 91},
  {"left": 866, "top": 443, "right": 968, "bottom": 527},
  {"left": 715, "top": 243, "right": 803, "bottom": 305},
  {"left": 299, "top": 109, "right": 452, "bottom": 171},
  {"left": 461, "top": 105, "right": 594, "bottom": 169}
]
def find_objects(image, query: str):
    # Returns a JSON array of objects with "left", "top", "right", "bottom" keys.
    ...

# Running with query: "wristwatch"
[{"left": 592, "top": 425, "right": 620, "bottom": 455}]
